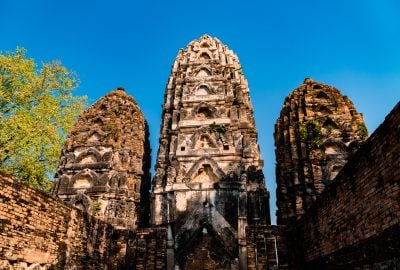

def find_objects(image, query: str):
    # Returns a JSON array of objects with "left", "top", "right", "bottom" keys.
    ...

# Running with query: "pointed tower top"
[
  {"left": 52, "top": 87, "right": 151, "bottom": 229},
  {"left": 275, "top": 80, "right": 367, "bottom": 225}
]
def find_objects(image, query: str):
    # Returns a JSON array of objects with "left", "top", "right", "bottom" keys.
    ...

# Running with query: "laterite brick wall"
[
  {"left": 298, "top": 102, "right": 400, "bottom": 269},
  {"left": 0, "top": 173, "right": 126, "bottom": 269}
]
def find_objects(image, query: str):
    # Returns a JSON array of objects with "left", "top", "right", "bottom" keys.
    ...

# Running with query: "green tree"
[{"left": 0, "top": 48, "right": 87, "bottom": 191}]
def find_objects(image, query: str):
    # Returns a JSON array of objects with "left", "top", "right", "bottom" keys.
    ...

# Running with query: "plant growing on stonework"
[
  {"left": 357, "top": 122, "right": 368, "bottom": 140},
  {"left": 209, "top": 122, "right": 228, "bottom": 135},
  {"left": 175, "top": 87, "right": 183, "bottom": 97},
  {"left": 0, "top": 47, "right": 87, "bottom": 191},
  {"left": 91, "top": 201, "right": 102, "bottom": 216},
  {"left": 299, "top": 120, "right": 323, "bottom": 148},
  {"left": 106, "top": 123, "right": 119, "bottom": 140},
  {"left": 325, "top": 124, "right": 335, "bottom": 135}
]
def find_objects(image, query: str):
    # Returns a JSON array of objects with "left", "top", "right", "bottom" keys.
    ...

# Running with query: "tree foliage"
[
  {"left": 357, "top": 122, "right": 368, "bottom": 140},
  {"left": 209, "top": 122, "right": 228, "bottom": 135},
  {"left": 299, "top": 120, "right": 322, "bottom": 148},
  {"left": 0, "top": 48, "right": 87, "bottom": 191}
]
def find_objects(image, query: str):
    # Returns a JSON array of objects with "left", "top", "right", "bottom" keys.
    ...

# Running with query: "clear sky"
[{"left": 1, "top": 0, "right": 399, "bottom": 224}]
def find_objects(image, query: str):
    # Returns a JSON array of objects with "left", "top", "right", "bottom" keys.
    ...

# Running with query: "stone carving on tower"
[
  {"left": 52, "top": 88, "right": 151, "bottom": 229},
  {"left": 152, "top": 34, "right": 270, "bottom": 269},
  {"left": 274, "top": 78, "right": 368, "bottom": 225}
]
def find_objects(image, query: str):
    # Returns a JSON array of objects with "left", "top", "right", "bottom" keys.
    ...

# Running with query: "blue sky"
[{"left": 1, "top": 0, "right": 399, "bottom": 224}]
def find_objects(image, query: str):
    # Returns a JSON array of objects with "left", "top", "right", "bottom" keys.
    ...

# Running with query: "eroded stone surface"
[
  {"left": 52, "top": 88, "right": 151, "bottom": 229},
  {"left": 152, "top": 34, "right": 270, "bottom": 269},
  {"left": 274, "top": 78, "right": 367, "bottom": 225}
]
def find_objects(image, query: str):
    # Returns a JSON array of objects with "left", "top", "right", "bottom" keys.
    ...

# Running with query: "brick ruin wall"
[
  {"left": 0, "top": 173, "right": 166, "bottom": 270},
  {"left": 0, "top": 167, "right": 284, "bottom": 270},
  {"left": 0, "top": 173, "right": 124, "bottom": 269},
  {"left": 125, "top": 228, "right": 167, "bottom": 270},
  {"left": 246, "top": 225, "right": 288, "bottom": 270},
  {"left": 297, "top": 102, "right": 400, "bottom": 269},
  {"left": 0, "top": 81, "right": 398, "bottom": 270}
]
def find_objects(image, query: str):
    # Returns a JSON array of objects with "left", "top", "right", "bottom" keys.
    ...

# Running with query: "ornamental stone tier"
[
  {"left": 274, "top": 78, "right": 367, "bottom": 225},
  {"left": 51, "top": 88, "right": 151, "bottom": 229},
  {"left": 151, "top": 34, "right": 270, "bottom": 269}
]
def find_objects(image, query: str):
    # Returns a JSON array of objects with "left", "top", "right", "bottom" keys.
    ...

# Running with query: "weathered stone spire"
[
  {"left": 152, "top": 34, "right": 270, "bottom": 269},
  {"left": 274, "top": 78, "right": 367, "bottom": 225},
  {"left": 52, "top": 88, "right": 151, "bottom": 229}
]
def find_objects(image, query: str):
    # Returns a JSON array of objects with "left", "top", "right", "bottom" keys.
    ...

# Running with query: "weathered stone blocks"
[
  {"left": 52, "top": 88, "right": 151, "bottom": 229},
  {"left": 274, "top": 78, "right": 367, "bottom": 225},
  {"left": 152, "top": 34, "right": 270, "bottom": 268}
]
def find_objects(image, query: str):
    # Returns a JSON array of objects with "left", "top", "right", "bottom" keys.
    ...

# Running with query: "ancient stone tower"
[
  {"left": 274, "top": 78, "right": 367, "bottom": 225},
  {"left": 152, "top": 34, "right": 270, "bottom": 269},
  {"left": 52, "top": 88, "right": 151, "bottom": 229}
]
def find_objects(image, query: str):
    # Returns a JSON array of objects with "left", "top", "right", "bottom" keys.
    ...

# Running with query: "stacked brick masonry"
[
  {"left": 0, "top": 173, "right": 127, "bottom": 269},
  {"left": 125, "top": 228, "right": 167, "bottom": 270},
  {"left": 246, "top": 225, "right": 288, "bottom": 270},
  {"left": 297, "top": 102, "right": 400, "bottom": 269}
]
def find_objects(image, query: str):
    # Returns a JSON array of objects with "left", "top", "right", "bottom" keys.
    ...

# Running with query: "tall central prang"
[{"left": 152, "top": 35, "right": 270, "bottom": 269}]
